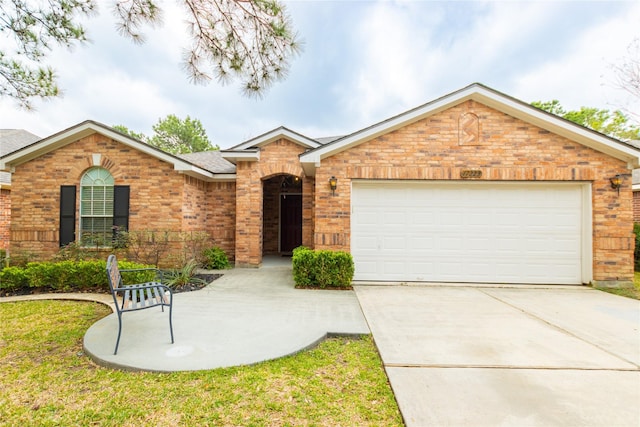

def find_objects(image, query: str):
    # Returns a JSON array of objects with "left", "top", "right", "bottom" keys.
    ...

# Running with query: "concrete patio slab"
[
  {"left": 354, "top": 284, "right": 640, "bottom": 427},
  {"left": 84, "top": 263, "right": 369, "bottom": 372}
]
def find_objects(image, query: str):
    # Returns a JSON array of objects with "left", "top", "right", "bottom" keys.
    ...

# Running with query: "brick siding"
[
  {"left": 312, "top": 101, "right": 634, "bottom": 284},
  {"left": 234, "top": 138, "right": 311, "bottom": 266},
  {"left": 9, "top": 134, "right": 190, "bottom": 266},
  {"left": 0, "top": 188, "right": 9, "bottom": 250}
]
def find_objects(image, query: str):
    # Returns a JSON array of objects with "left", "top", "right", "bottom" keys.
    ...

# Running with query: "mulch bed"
[{"left": 0, "top": 274, "right": 222, "bottom": 298}]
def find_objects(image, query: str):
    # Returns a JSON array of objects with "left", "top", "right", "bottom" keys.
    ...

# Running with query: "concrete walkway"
[
  {"left": 82, "top": 259, "right": 369, "bottom": 372},
  {"left": 354, "top": 284, "right": 640, "bottom": 427}
]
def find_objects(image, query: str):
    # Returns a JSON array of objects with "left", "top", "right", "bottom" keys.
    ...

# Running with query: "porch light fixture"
[
  {"left": 329, "top": 176, "right": 338, "bottom": 195},
  {"left": 610, "top": 174, "right": 622, "bottom": 194}
]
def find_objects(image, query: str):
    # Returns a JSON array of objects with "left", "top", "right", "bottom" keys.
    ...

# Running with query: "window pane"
[{"left": 80, "top": 167, "right": 114, "bottom": 247}]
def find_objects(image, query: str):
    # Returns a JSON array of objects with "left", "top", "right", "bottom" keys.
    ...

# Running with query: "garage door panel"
[{"left": 352, "top": 181, "right": 586, "bottom": 284}]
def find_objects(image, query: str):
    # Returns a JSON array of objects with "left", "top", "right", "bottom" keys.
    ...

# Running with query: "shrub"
[
  {"left": 163, "top": 259, "right": 207, "bottom": 290},
  {"left": 123, "top": 230, "right": 172, "bottom": 266},
  {"left": 0, "top": 249, "right": 6, "bottom": 270},
  {"left": 292, "top": 246, "right": 315, "bottom": 286},
  {"left": 202, "top": 247, "right": 231, "bottom": 270},
  {"left": 0, "top": 267, "right": 29, "bottom": 291},
  {"left": 0, "top": 259, "right": 155, "bottom": 293},
  {"left": 54, "top": 242, "right": 93, "bottom": 261},
  {"left": 292, "top": 247, "right": 354, "bottom": 288}
]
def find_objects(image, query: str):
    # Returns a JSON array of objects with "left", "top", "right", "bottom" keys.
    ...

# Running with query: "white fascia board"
[
  {"left": 227, "top": 127, "right": 321, "bottom": 151},
  {"left": 0, "top": 124, "right": 94, "bottom": 168},
  {"left": 208, "top": 173, "right": 236, "bottom": 182},
  {"left": 299, "top": 86, "right": 478, "bottom": 175},
  {"left": 0, "top": 121, "right": 216, "bottom": 181},
  {"left": 174, "top": 163, "right": 215, "bottom": 180},
  {"left": 299, "top": 84, "right": 640, "bottom": 175},
  {"left": 220, "top": 150, "right": 260, "bottom": 163},
  {"left": 471, "top": 89, "right": 640, "bottom": 169}
]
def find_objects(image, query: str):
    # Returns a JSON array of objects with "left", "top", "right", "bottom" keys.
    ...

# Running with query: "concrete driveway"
[{"left": 354, "top": 285, "right": 640, "bottom": 427}]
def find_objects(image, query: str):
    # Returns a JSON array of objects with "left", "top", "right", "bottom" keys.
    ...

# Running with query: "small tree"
[
  {"left": 113, "top": 114, "right": 218, "bottom": 154},
  {"left": 149, "top": 115, "right": 217, "bottom": 154}
]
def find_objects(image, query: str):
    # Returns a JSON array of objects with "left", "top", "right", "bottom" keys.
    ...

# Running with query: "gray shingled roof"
[
  {"left": 0, "top": 129, "right": 41, "bottom": 185},
  {"left": 178, "top": 150, "right": 236, "bottom": 174}
]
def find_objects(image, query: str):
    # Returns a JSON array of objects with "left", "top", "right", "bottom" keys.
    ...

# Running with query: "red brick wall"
[
  {"left": 313, "top": 100, "right": 634, "bottom": 284},
  {"left": 206, "top": 181, "right": 236, "bottom": 261},
  {"left": 9, "top": 134, "right": 189, "bottom": 264},
  {"left": 234, "top": 138, "right": 310, "bottom": 266},
  {"left": 633, "top": 191, "right": 640, "bottom": 223},
  {"left": 182, "top": 175, "right": 208, "bottom": 232},
  {"left": 0, "top": 188, "right": 9, "bottom": 251}
]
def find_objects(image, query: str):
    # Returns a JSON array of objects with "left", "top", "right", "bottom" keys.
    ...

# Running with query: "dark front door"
[{"left": 280, "top": 194, "right": 302, "bottom": 253}]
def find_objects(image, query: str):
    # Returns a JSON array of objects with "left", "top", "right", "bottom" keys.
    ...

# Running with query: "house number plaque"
[{"left": 460, "top": 169, "right": 482, "bottom": 179}]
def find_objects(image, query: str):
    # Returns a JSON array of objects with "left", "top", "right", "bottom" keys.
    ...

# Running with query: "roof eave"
[
  {"left": 220, "top": 149, "right": 260, "bottom": 164},
  {"left": 226, "top": 127, "right": 321, "bottom": 151},
  {"left": 0, "top": 120, "right": 218, "bottom": 181},
  {"left": 299, "top": 84, "right": 640, "bottom": 174}
]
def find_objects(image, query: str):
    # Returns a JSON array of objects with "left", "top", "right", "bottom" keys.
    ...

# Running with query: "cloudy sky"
[{"left": 1, "top": 0, "right": 639, "bottom": 149}]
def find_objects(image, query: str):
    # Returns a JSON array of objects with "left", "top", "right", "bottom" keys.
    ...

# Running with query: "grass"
[
  {"left": 595, "top": 272, "right": 640, "bottom": 300},
  {"left": 0, "top": 300, "right": 403, "bottom": 426}
]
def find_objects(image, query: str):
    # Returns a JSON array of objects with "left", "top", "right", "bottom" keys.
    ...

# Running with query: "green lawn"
[{"left": 0, "top": 300, "right": 403, "bottom": 426}]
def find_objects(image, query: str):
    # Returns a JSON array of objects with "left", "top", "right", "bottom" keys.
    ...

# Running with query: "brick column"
[{"left": 234, "top": 163, "right": 263, "bottom": 267}]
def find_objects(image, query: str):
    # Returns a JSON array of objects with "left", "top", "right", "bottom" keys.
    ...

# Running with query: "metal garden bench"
[{"left": 106, "top": 254, "right": 174, "bottom": 355}]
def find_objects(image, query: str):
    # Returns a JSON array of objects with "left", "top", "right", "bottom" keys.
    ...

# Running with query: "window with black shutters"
[{"left": 60, "top": 168, "right": 130, "bottom": 247}]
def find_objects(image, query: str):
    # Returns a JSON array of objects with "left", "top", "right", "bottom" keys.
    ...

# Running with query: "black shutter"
[
  {"left": 113, "top": 186, "right": 130, "bottom": 231},
  {"left": 59, "top": 185, "right": 76, "bottom": 247}
]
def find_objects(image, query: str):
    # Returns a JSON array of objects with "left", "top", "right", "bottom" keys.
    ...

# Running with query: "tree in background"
[
  {"left": 149, "top": 114, "right": 216, "bottom": 154},
  {"left": 612, "top": 38, "right": 640, "bottom": 120},
  {"left": 1, "top": 0, "right": 301, "bottom": 108},
  {"left": 114, "top": 114, "right": 218, "bottom": 154},
  {"left": 113, "top": 124, "right": 147, "bottom": 142},
  {"left": 531, "top": 100, "right": 640, "bottom": 142}
]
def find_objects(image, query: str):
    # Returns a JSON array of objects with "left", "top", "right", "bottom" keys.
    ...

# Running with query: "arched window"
[{"left": 80, "top": 167, "right": 114, "bottom": 245}]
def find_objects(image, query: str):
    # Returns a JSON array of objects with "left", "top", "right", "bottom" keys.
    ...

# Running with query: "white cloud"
[
  {"left": 511, "top": 2, "right": 640, "bottom": 114},
  {"left": 1, "top": 0, "right": 638, "bottom": 146}
]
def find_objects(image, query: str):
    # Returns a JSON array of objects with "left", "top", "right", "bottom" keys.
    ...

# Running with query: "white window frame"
[{"left": 79, "top": 167, "right": 114, "bottom": 246}]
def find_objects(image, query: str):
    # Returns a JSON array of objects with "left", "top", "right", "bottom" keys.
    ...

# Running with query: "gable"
[
  {"left": 299, "top": 83, "right": 640, "bottom": 176},
  {"left": 321, "top": 101, "right": 624, "bottom": 177},
  {"left": 221, "top": 127, "right": 321, "bottom": 164},
  {"left": 0, "top": 121, "right": 227, "bottom": 182}
]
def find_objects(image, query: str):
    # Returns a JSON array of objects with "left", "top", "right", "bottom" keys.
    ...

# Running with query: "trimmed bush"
[
  {"left": 0, "top": 267, "right": 29, "bottom": 291},
  {"left": 292, "top": 247, "right": 354, "bottom": 288},
  {"left": 202, "top": 247, "right": 231, "bottom": 270},
  {"left": 0, "top": 259, "right": 155, "bottom": 294}
]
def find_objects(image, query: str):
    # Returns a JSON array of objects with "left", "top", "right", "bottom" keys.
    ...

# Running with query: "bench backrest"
[{"left": 106, "top": 254, "right": 122, "bottom": 294}]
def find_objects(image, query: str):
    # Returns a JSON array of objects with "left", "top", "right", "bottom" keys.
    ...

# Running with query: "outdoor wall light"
[
  {"left": 329, "top": 176, "right": 338, "bottom": 195},
  {"left": 610, "top": 174, "right": 622, "bottom": 194}
]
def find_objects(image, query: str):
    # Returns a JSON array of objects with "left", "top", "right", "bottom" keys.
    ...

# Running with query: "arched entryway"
[{"left": 262, "top": 174, "right": 303, "bottom": 255}]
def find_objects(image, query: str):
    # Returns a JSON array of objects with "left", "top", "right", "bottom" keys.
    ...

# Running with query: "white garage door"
[{"left": 351, "top": 181, "right": 589, "bottom": 284}]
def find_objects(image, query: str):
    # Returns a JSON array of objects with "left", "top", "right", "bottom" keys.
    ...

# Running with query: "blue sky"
[{"left": 1, "top": 0, "right": 639, "bottom": 149}]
